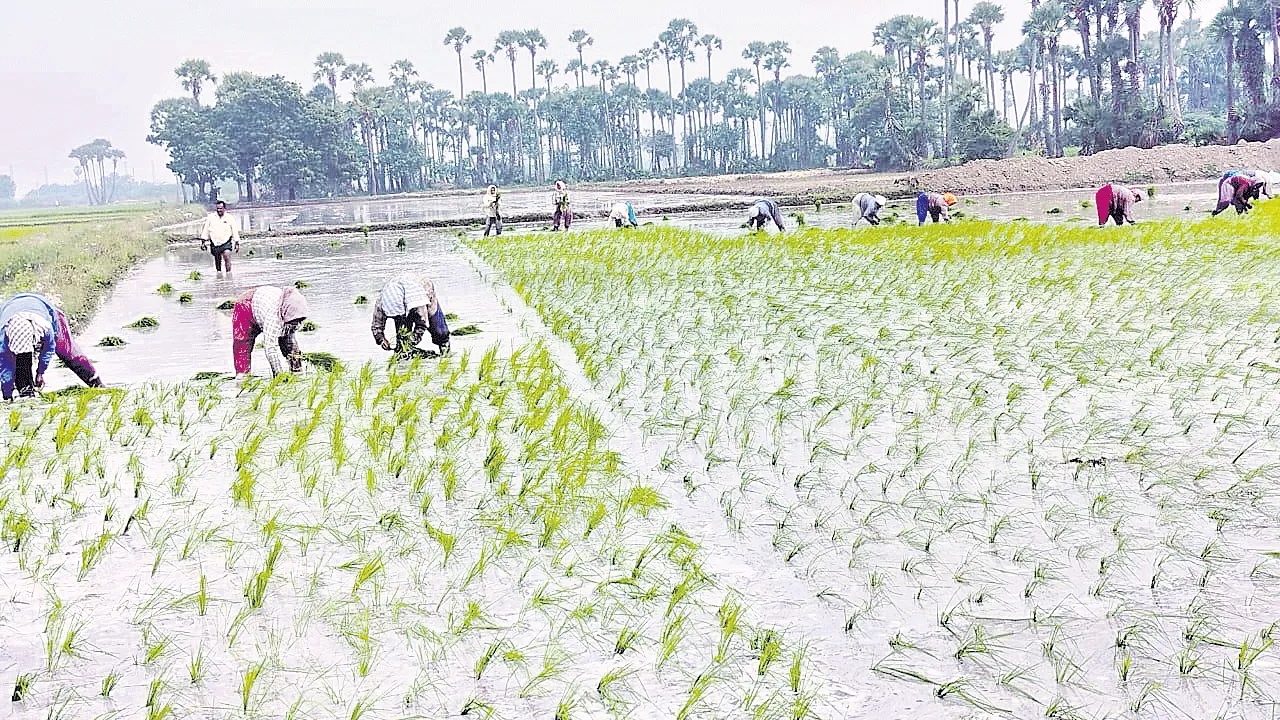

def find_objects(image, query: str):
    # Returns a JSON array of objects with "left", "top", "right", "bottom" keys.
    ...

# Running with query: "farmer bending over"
[
  {"left": 609, "top": 202, "right": 639, "bottom": 228},
  {"left": 852, "top": 193, "right": 888, "bottom": 226},
  {"left": 0, "top": 292, "right": 103, "bottom": 400},
  {"left": 200, "top": 200, "right": 241, "bottom": 274},
  {"left": 231, "top": 286, "right": 308, "bottom": 378},
  {"left": 552, "top": 181, "right": 572, "bottom": 230},
  {"left": 1095, "top": 183, "right": 1143, "bottom": 226},
  {"left": 371, "top": 275, "right": 450, "bottom": 358},
  {"left": 483, "top": 185, "right": 503, "bottom": 237},
  {"left": 916, "top": 192, "right": 957, "bottom": 225},
  {"left": 747, "top": 199, "right": 785, "bottom": 232},
  {"left": 1213, "top": 173, "right": 1263, "bottom": 216}
]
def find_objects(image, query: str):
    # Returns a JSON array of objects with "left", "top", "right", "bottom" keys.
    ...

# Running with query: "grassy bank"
[{"left": 0, "top": 205, "right": 199, "bottom": 326}]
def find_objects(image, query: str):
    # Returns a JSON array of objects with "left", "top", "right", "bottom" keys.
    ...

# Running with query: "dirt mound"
[{"left": 596, "top": 140, "right": 1280, "bottom": 201}]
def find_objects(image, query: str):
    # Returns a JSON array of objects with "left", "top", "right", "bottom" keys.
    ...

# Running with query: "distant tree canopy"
[
  {"left": 146, "top": 8, "right": 1272, "bottom": 202},
  {"left": 68, "top": 139, "right": 126, "bottom": 206},
  {"left": 0, "top": 175, "right": 15, "bottom": 201}
]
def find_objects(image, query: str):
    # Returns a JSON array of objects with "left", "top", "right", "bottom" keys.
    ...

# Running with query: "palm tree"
[
  {"left": 764, "top": 42, "right": 792, "bottom": 151},
  {"left": 520, "top": 30, "right": 547, "bottom": 96},
  {"left": 1156, "top": 0, "right": 1189, "bottom": 124},
  {"left": 743, "top": 41, "right": 770, "bottom": 157},
  {"left": 666, "top": 19, "right": 699, "bottom": 160},
  {"left": 637, "top": 47, "right": 660, "bottom": 165},
  {"left": 389, "top": 59, "right": 419, "bottom": 100},
  {"left": 444, "top": 28, "right": 472, "bottom": 102},
  {"left": 899, "top": 17, "right": 939, "bottom": 127},
  {"left": 566, "top": 59, "right": 586, "bottom": 88},
  {"left": 175, "top": 59, "right": 216, "bottom": 107},
  {"left": 520, "top": 30, "right": 548, "bottom": 178},
  {"left": 494, "top": 31, "right": 523, "bottom": 98},
  {"left": 696, "top": 34, "right": 723, "bottom": 128},
  {"left": 1208, "top": 4, "right": 1240, "bottom": 142},
  {"left": 969, "top": 2, "right": 1005, "bottom": 109},
  {"left": 472, "top": 50, "right": 493, "bottom": 93},
  {"left": 313, "top": 52, "right": 345, "bottom": 106},
  {"left": 1034, "top": 2, "right": 1069, "bottom": 156},
  {"left": 538, "top": 60, "right": 559, "bottom": 91},
  {"left": 569, "top": 29, "right": 594, "bottom": 88},
  {"left": 341, "top": 63, "right": 375, "bottom": 97}
]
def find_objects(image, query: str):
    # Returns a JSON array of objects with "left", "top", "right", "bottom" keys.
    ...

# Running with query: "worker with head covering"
[
  {"left": 852, "top": 193, "right": 888, "bottom": 226},
  {"left": 609, "top": 201, "right": 639, "bottom": 228},
  {"left": 552, "top": 180, "right": 572, "bottom": 230},
  {"left": 0, "top": 292, "right": 102, "bottom": 400},
  {"left": 916, "top": 192, "right": 957, "bottom": 225},
  {"left": 747, "top": 199, "right": 786, "bottom": 232},
  {"left": 231, "top": 286, "right": 309, "bottom": 377},
  {"left": 483, "top": 185, "right": 503, "bottom": 237},
  {"left": 371, "top": 275, "right": 450, "bottom": 358},
  {"left": 1094, "top": 183, "right": 1143, "bottom": 226},
  {"left": 1213, "top": 172, "right": 1263, "bottom": 216}
]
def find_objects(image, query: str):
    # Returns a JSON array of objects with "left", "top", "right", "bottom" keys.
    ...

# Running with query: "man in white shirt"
[{"left": 200, "top": 200, "right": 241, "bottom": 274}]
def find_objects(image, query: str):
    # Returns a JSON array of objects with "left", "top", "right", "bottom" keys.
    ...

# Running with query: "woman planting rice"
[
  {"left": 0, "top": 292, "right": 102, "bottom": 399},
  {"left": 231, "top": 285, "right": 309, "bottom": 378},
  {"left": 916, "top": 191, "right": 957, "bottom": 225},
  {"left": 1094, "top": 183, "right": 1143, "bottom": 226},
  {"left": 852, "top": 193, "right": 888, "bottom": 226},
  {"left": 747, "top": 198, "right": 786, "bottom": 232},
  {"left": 370, "top": 275, "right": 451, "bottom": 358},
  {"left": 1213, "top": 172, "right": 1264, "bottom": 216},
  {"left": 609, "top": 201, "right": 639, "bottom": 228}
]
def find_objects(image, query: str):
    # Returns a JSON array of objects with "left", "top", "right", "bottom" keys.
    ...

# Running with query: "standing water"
[{"left": 45, "top": 230, "right": 520, "bottom": 389}]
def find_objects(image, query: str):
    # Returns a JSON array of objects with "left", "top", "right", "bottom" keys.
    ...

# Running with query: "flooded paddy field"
[{"left": 7, "top": 190, "right": 1280, "bottom": 720}]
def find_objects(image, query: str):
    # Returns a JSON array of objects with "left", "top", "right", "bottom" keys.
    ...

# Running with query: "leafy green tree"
[{"left": 0, "top": 175, "right": 15, "bottom": 201}]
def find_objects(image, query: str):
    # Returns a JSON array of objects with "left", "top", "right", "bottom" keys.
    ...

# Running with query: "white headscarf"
[{"left": 4, "top": 312, "right": 51, "bottom": 354}]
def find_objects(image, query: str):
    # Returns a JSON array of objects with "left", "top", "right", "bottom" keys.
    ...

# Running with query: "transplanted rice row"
[
  {"left": 471, "top": 207, "right": 1280, "bottom": 719},
  {"left": 2, "top": 348, "right": 812, "bottom": 719}
]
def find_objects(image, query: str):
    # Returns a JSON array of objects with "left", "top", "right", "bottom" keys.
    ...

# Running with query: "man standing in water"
[{"left": 200, "top": 200, "right": 241, "bottom": 274}]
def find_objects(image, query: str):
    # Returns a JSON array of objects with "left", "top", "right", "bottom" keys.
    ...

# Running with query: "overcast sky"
[{"left": 0, "top": 0, "right": 1227, "bottom": 193}]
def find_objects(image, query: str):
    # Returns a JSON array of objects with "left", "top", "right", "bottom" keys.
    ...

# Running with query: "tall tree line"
[{"left": 148, "top": 7, "right": 1276, "bottom": 202}]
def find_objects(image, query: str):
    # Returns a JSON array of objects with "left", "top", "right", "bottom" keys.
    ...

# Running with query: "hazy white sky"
[{"left": 0, "top": 0, "right": 1225, "bottom": 193}]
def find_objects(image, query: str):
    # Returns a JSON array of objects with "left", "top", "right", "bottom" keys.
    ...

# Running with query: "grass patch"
[{"left": 0, "top": 206, "right": 199, "bottom": 329}]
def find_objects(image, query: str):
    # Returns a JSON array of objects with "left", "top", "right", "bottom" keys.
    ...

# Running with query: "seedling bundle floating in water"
[{"left": 125, "top": 316, "right": 159, "bottom": 329}]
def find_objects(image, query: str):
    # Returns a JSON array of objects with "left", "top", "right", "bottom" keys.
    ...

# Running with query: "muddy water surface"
[{"left": 46, "top": 231, "right": 520, "bottom": 389}]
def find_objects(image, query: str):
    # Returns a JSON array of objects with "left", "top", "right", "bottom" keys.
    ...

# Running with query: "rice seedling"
[
  {"left": 179, "top": 293, "right": 193, "bottom": 304},
  {"left": 11, "top": 673, "right": 33, "bottom": 702},
  {"left": 452, "top": 324, "right": 482, "bottom": 336},
  {"left": 101, "top": 670, "right": 120, "bottom": 697},
  {"left": 187, "top": 270, "right": 201, "bottom": 280},
  {"left": 354, "top": 294, "right": 369, "bottom": 304},
  {"left": 125, "top": 316, "right": 159, "bottom": 329},
  {"left": 300, "top": 320, "right": 318, "bottom": 332},
  {"left": 216, "top": 299, "right": 236, "bottom": 310},
  {"left": 156, "top": 282, "right": 173, "bottom": 293},
  {"left": 293, "top": 279, "right": 309, "bottom": 289}
]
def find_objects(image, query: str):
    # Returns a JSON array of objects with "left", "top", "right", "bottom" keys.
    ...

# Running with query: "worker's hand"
[
  {"left": 234, "top": 242, "right": 240, "bottom": 252},
  {"left": 380, "top": 338, "right": 392, "bottom": 351},
  {"left": 288, "top": 356, "right": 303, "bottom": 373},
  {"left": 200, "top": 241, "right": 207, "bottom": 252},
  {"left": 438, "top": 341, "right": 451, "bottom": 356},
  {"left": 35, "top": 374, "right": 44, "bottom": 388}
]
